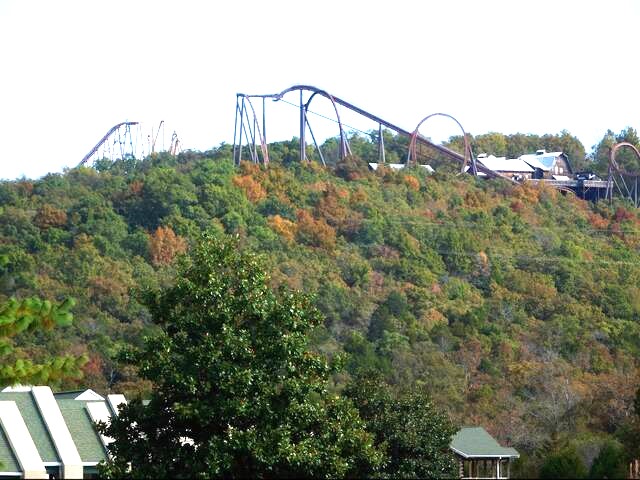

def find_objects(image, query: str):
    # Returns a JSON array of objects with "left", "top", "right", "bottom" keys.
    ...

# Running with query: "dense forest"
[{"left": 2, "top": 127, "right": 640, "bottom": 476}]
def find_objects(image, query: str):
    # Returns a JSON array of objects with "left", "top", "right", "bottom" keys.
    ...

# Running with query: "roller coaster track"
[
  {"left": 607, "top": 142, "right": 640, "bottom": 206},
  {"left": 233, "top": 84, "right": 508, "bottom": 180},
  {"left": 78, "top": 121, "right": 139, "bottom": 167}
]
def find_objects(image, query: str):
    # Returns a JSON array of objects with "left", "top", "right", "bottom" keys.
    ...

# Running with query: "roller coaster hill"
[{"left": 78, "top": 85, "right": 640, "bottom": 207}]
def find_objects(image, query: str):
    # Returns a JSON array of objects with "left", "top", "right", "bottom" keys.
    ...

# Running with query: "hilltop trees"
[
  {"left": 446, "top": 130, "right": 588, "bottom": 171},
  {"left": 100, "top": 234, "right": 383, "bottom": 478},
  {"left": 3, "top": 128, "right": 640, "bottom": 475}
]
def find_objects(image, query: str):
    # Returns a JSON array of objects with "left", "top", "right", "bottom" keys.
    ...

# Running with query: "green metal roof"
[
  {"left": 450, "top": 427, "right": 519, "bottom": 458},
  {"left": 56, "top": 400, "right": 107, "bottom": 463},
  {"left": 0, "top": 422, "right": 20, "bottom": 472},
  {"left": 0, "top": 392, "right": 59, "bottom": 463}
]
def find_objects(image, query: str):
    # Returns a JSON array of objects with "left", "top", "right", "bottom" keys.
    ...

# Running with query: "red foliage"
[{"left": 509, "top": 200, "right": 525, "bottom": 213}]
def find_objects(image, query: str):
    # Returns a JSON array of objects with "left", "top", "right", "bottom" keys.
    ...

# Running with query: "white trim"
[
  {"left": 74, "top": 390, "right": 105, "bottom": 402},
  {"left": 42, "top": 462, "right": 61, "bottom": 466},
  {"left": 31, "top": 387, "right": 83, "bottom": 479},
  {"left": 0, "top": 401, "right": 48, "bottom": 479},
  {"left": 1, "top": 386, "right": 32, "bottom": 393},
  {"left": 107, "top": 394, "right": 127, "bottom": 416},
  {"left": 86, "top": 402, "right": 114, "bottom": 447},
  {"left": 451, "top": 447, "right": 519, "bottom": 459},
  {"left": 0, "top": 472, "right": 23, "bottom": 477},
  {"left": 82, "top": 462, "right": 100, "bottom": 467}
]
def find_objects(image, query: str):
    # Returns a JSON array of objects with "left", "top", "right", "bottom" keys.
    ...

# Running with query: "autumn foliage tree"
[{"left": 148, "top": 226, "right": 188, "bottom": 266}]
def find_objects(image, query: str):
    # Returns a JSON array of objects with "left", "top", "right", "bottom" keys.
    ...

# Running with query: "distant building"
[
  {"left": 476, "top": 154, "right": 534, "bottom": 181},
  {"left": 450, "top": 426, "right": 519, "bottom": 479},
  {"left": 519, "top": 149, "right": 572, "bottom": 180},
  {"left": 0, "top": 386, "right": 126, "bottom": 479}
]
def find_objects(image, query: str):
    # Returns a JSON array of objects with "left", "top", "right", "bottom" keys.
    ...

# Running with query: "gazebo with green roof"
[{"left": 450, "top": 427, "right": 519, "bottom": 479}]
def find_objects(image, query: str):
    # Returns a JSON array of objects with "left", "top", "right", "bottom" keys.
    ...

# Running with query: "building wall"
[
  {"left": 499, "top": 171, "right": 532, "bottom": 180},
  {"left": 554, "top": 155, "right": 571, "bottom": 175}
]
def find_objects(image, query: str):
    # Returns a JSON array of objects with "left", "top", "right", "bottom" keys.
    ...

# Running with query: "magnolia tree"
[{"left": 100, "top": 234, "right": 383, "bottom": 478}]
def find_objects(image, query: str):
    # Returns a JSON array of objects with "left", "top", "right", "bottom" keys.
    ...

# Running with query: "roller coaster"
[
  {"left": 78, "top": 84, "right": 639, "bottom": 207},
  {"left": 78, "top": 121, "right": 181, "bottom": 167},
  {"left": 233, "top": 84, "right": 640, "bottom": 206}
]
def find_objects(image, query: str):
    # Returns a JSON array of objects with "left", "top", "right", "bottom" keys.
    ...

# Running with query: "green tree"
[
  {"left": 0, "top": 288, "right": 84, "bottom": 386},
  {"left": 539, "top": 446, "right": 587, "bottom": 479},
  {"left": 99, "top": 234, "right": 382, "bottom": 478},
  {"left": 589, "top": 440, "right": 627, "bottom": 479},
  {"left": 344, "top": 372, "right": 458, "bottom": 479}
]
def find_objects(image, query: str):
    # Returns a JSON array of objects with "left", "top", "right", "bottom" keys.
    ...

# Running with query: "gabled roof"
[
  {"left": 57, "top": 399, "right": 107, "bottom": 462},
  {"left": 0, "top": 390, "right": 60, "bottom": 463},
  {"left": 450, "top": 427, "right": 519, "bottom": 459},
  {"left": 477, "top": 155, "right": 534, "bottom": 173},
  {"left": 54, "top": 389, "right": 105, "bottom": 401},
  {"left": 0, "top": 386, "right": 126, "bottom": 476},
  {"left": 0, "top": 421, "right": 20, "bottom": 472},
  {"left": 519, "top": 150, "right": 565, "bottom": 171}
]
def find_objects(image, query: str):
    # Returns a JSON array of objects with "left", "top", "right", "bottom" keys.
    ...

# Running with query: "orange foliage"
[
  {"left": 349, "top": 187, "right": 368, "bottom": 205},
  {"left": 148, "top": 226, "right": 188, "bottom": 266},
  {"left": 403, "top": 175, "right": 420, "bottom": 191},
  {"left": 588, "top": 212, "right": 609, "bottom": 230},
  {"left": 296, "top": 209, "right": 336, "bottom": 249},
  {"left": 16, "top": 181, "right": 34, "bottom": 196},
  {"left": 477, "top": 251, "right": 489, "bottom": 275},
  {"left": 464, "top": 191, "right": 483, "bottom": 208},
  {"left": 511, "top": 183, "right": 541, "bottom": 204},
  {"left": 308, "top": 181, "right": 329, "bottom": 192},
  {"left": 129, "top": 180, "right": 144, "bottom": 195},
  {"left": 33, "top": 204, "right": 67, "bottom": 229},
  {"left": 238, "top": 160, "right": 262, "bottom": 176},
  {"left": 232, "top": 175, "right": 267, "bottom": 203},
  {"left": 315, "top": 185, "right": 348, "bottom": 228},
  {"left": 268, "top": 215, "right": 297, "bottom": 242},
  {"left": 614, "top": 206, "right": 635, "bottom": 223},
  {"left": 419, "top": 308, "right": 447, "bottom": 330}
]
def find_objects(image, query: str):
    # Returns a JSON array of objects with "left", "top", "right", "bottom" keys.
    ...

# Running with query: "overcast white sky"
[{"left": 0, "top": 0, "right": 638, "bottom": 180}]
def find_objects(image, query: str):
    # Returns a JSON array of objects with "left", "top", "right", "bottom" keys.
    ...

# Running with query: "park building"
[
  {"left": 450, "top": 426, "right": 520, "bottom": 479},
  {"left": 0, "top": 386, "right": 125, "bottom": 479},
  {"left": 475, "top": 154, "right": 535, "bottom": 181},
  {"left": 518, "top": 149, "right": 573, "bottom": 180}
]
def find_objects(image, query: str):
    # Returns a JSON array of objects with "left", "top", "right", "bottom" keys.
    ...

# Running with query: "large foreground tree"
[{"left": 100, "top": 234, "right": 382, "bottom": 478}]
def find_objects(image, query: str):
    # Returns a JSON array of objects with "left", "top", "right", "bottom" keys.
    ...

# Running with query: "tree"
[
  {"left": 344, "top": 372, "right": 458, "bottom": 479},
  {"left": 539, "top": 446, "right": 587, "bottom": 479},
  {"left": 148, "top": 225, "right": 188, "bottom": 266},
  {"left": 99, "top": 234, "right": 382, "bottom": 478},
  {"left": 0, "top": 284, "right": 84, "bottom": 386},
  {"left": 589, "top": 440, "right": 627, "bottom": 479}
]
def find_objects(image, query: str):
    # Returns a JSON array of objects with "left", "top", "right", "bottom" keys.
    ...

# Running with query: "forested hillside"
[{"left": 2, "top": 129, "right": 640, "bottom": 475}]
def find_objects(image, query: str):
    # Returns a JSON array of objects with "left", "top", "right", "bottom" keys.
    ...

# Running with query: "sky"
[{"left": 0, "top": 0, "right": 638, "bottom": 180}]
